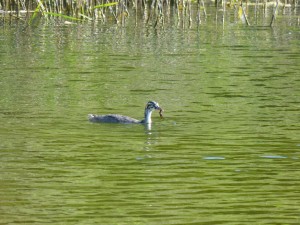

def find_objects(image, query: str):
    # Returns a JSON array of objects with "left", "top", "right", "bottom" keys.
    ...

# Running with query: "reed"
[{"left": 0, "top": 0, "right": 299, "bottom": 26}]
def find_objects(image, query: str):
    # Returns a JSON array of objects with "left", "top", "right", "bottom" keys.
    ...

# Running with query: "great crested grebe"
[{"left": 88, "top": 101, "right": 163, "bottom": 124}]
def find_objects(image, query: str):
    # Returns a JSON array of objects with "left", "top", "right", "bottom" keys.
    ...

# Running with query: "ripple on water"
[
  {"left": 203, "top": 156, "right": 226, "bottom": 160},
  {"left": 260, "top": 155, "right": 287, "bottom": 159}
]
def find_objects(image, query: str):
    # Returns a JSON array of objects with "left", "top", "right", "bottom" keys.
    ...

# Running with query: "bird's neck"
[{"left": 144, "top": 110, "right": 153, "bottom": 124}]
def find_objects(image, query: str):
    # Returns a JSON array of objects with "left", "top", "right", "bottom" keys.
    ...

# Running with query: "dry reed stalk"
[
  {"left": 240, "top": 0, "right": 251, "bottom": 25},
  {"left": 270, "top": 0, "right": 279, "bottom": 26}
]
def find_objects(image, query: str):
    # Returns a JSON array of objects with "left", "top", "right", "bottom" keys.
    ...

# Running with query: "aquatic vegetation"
[{"left": 0, "top": 0, "right": 299, "bottom": 27}]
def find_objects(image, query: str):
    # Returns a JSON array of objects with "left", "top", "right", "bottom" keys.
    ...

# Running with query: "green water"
[{"left": 1, "top": 6, "right": 300, "bottom": 225}]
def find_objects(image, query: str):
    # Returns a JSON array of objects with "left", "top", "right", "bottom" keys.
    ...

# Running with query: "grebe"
[{"left": 88, "top": 101, "right": 163, "bottom": 124}]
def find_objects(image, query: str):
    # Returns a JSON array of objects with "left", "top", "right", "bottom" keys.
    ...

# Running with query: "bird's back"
[{"left": 88, "top": 114, "right": 141, "bottom": 124}]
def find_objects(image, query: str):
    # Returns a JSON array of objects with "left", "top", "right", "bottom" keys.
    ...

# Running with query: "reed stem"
[{"left": 0, "top": 0, "right": 297, "bottom": 28}]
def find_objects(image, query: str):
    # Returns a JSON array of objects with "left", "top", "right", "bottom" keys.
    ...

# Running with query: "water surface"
[{"left": 1, "top": 6, "right": 300, "bottom": 225}]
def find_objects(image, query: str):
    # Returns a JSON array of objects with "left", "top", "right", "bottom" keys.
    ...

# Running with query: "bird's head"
[
  {"left": 145, "top": 101, "right": 164, "bottom": 119},
  {"left": 145, "top": 101, "right": 161, "bottom": 111}
]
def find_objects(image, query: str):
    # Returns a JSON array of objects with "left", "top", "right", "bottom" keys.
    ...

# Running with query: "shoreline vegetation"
[{"left": 0, "top": 0, "right": 299, "bottom": 27}]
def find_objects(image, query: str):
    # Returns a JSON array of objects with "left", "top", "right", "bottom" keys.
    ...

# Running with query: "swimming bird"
[{"left": 88, "top": 101, "right": 163, "bottom": 124}]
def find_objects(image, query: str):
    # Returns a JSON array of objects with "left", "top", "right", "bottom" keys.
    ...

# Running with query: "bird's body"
[
  {"left": 88, "top": 101, "right": 163, "bottom": 124},
  {"left": 88, "top": 114, "right": 141, "bottom": 123}
]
